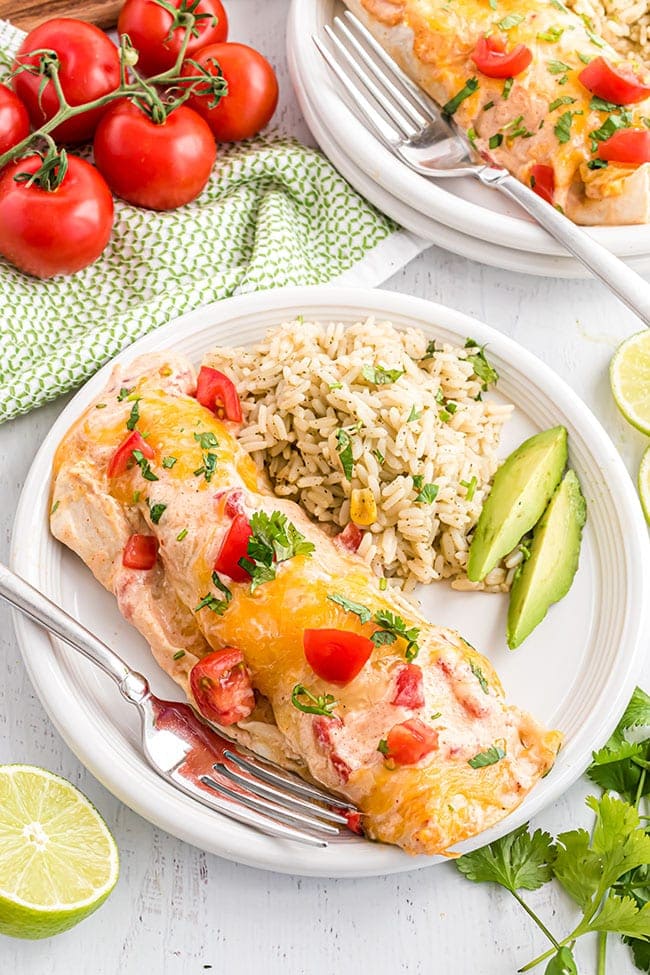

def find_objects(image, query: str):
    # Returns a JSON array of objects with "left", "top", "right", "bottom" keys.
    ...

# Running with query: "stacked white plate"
[{"left": 287, "top": 0, "right": 650, "bottom": 277}]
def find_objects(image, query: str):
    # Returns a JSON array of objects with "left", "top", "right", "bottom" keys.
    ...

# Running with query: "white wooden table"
[{"left": 1, "top": 2, "right": 649, "bottom": 972}]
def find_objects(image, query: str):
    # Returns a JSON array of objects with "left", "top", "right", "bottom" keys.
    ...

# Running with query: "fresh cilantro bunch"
[{"left": 455, "top": 687, "right": 650, "bottom": 974}]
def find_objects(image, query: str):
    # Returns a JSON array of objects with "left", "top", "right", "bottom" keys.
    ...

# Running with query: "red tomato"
[
  {"left": 190, "top": 648, "right": 255, "bottom": 725},
  {"left": 0, "top": 83, "right": 30, "bottom": 157},
  {"left": 579, "top": 56, "right": 650, "bottom": 105},
  {"left": 93, "top": 100, "right": 215, "bottom": 210},
  {"left": 0, "top": 154, "right": 113, "bottom": 279},
  {"left": 597, "top": 128, "right": 650, "bottom": 163},
  {"left": 214, "top": 514, "right": 253, "bottom": 582},
  {"left": 195, "top": 366, "right": 243, "bottom": 421},
  {"left": 12, "top": 19, "right": 120, "bottom": 144},
  {"left": 303, "top": 628, "right": 374, "bottom": 686},
  {"left": 342, "top": 809, "right": 364, "bottom": 835},
  {"left": 391, "top": 664, "right": 425, "bottom": 709},
  {"left": 118, "top": 0, "right": 228, "bottom": 77},
  {"left": 123, "top": 534, "right": 158, "bottom": 569},
  {"left": 182, "top": 42, "right": 278, "bottom": 142},
  {"left": 108, "top": 431, "right": 154, "bottom": 477},
  {"left": 471, "top": 35, "right": 532, "bottom": 79},
  {"left": 385, "top": 719, "right": 438, "bottom": 765},
  {"left": 530, "top": 164, "right": 555, "bottom": 205},
  {"left": 337, "top": 522, "right": 363, "bottom": 553}
]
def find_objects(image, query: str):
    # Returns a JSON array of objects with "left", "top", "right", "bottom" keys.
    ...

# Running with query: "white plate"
[
  {"left": 288, "top": 0, "right": 650, "bottom": 265},
  {"left": 289, "top": 43, "right": 650, "bottom": 279},
  {"left": 11, "top": 286, "right": 650, "bottom": 877}
]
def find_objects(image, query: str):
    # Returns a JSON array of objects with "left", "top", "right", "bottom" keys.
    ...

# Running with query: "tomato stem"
[{"left": 0, "top": 1, "right": 224, "bottom": 170}]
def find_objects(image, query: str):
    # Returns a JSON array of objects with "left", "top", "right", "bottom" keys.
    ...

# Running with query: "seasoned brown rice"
[{"left": 204, "top": 318, "right": 514, "bottom": 593}]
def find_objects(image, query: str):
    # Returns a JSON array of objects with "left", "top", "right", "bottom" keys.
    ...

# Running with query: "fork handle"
[
  {"left": 0, "top": 562, "right": 149, "bottom": 703},
  {"left": 478, "top": 168, "right": 650, "bottom": 327}
]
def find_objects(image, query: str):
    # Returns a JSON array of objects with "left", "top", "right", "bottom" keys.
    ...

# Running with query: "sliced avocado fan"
[
  {"left": 507, "top": 469, "right": 587, "bottom": 650},
  {"left": 467, "top": 426, "right": 568, "bottom": 582}
]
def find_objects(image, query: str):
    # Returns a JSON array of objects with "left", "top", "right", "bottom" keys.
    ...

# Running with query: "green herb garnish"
[
  {"left": 372, "top": 610, "right": 420, "bottom": 661},
  {"left": 172, "top": 650, "right": 185, "bottom": 661},
  {"left": 377, "top": 738, "right": 389, "bottom": 755},
  {"left": 194, "top": 571, "right": 232, "bottom": 615},
  {"left": 547, "top": 59, "right": 571, "bottom": 74},
  {"left": 176, "top": 528, "right": 188, "bottom": 541},
  {"left": 327, "top": 593, "right": 373, "bottom": 624},
  {"left": 291, "top": 684, "right": 338, "bottom": 717},
  {"left": 373, "top": 448, "right": 385, "bottom": 465},
  {"left": 194, "top": 431, "right": 219, "bottom": 450},
  {"left": 497, "top": 13, "right": 524, "bottom": 29},
  {"left": 468, "top": 743, "right": 506, "bottom": 768},
  {"left": 193, "top": 452, "right": 218, "bottom": 483},
  {"left": 470, "top": 660, "right": 490, "bottom": 694},
  {"left": 415, "top": 483, "right": 439, "bottom": 504},
  {"left": 335, "top": 428, "right": 354, "bottom": 481},
  {"left": 407, "top": 404, "right": 423, "bottom": 422},
  {"left": 239, "top": 510, "right": 315, "bottom": 593},
  {"left": 147, "top": 500, "right": 166, "bottom": 525},
  {"left": 362, "top": 364, "right": 405, "bottom": 385},
  {"left": 537, "top": 25, "right": 564, "bottom": 41},
  {"left": 50, "top": 500, "right": 60, "bottom": 515},
  {"left": 460, "top": 475, "right": 478, "bottom": 500},
  {"left": 132, "top": 449, "right": 159, "bottom": 482},
  {"left": 95, "top": 403, "right": 107, "bottom": 409},
  {"left": 162, "top": 456, "right": 177, "bottom": 469},
  {"left": 502, "top": 77, "right": 513, "bottom": 99},
  {"left": 549, "top": 96, "right": 577, "bottom": 112},
  {"left": 489, "top": 133, "right": 504, "bottom": 149},
  {"left": 465, "top": 338, "right": 499, "bottom": 390},
  {"left": 443, "top": 77, "right": 479, "bottom": 116},
  {"left": 555, "top": 110, "right": 582, "bottom": 145},
  {"left": 587, "top": 159, "right": 608, "bottom": 170},
  {"left": 126, "top": 399, "right": 140, "bottom": 431},
  {"left": 117, "top": 387, "right": 134, "bottom": 402}
]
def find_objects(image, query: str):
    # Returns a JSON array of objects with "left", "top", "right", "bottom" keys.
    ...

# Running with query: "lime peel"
[{"left": 639, "top": 446, "right": 650, "bottom": 525}]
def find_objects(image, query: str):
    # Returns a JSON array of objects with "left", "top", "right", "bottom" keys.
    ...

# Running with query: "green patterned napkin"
[{"left": 0, "top": 19, "right": 405, "bottom": 424}]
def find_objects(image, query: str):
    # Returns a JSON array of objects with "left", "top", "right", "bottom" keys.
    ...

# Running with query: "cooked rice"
[
  {"left": 205, "top": 318, "right": 514, "bottom": 593},
  {"left": 566, "top": 0, "right": 650, "bottom": 62}
]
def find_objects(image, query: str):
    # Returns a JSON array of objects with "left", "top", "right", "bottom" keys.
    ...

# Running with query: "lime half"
[
  {"left": 639, "top": 447, "right": 650, "bottom": 525},
  {"left": 610, "top": 331, "right": 650, "bottom": 435},
  {"left": 0, "top": 765, "right": 119, "bottom": 939}
]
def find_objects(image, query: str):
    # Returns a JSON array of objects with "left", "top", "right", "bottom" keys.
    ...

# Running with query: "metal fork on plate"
[
  {"left": 0, "top": 563, "right": 355, "bottom": 847},
  {"left": 315, "top": 11, "right": 650, "bottom": 327}
]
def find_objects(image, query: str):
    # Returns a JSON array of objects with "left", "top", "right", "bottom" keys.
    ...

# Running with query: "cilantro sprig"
[
  {"left": 291, "top": 684, "right": 337, "bottom": 717},
  {"left": 455, "top": 686, "right": 650, "bottom": 974},
  {"left": 239, "top": 510, "right": 315, "bottom": 593},
  {"left": 326, "top": 595, "right": 421, "bottom": 660},
  {"left": 194, "top": 571, "right": 232, "bottom": 615},
  {"left": 465, "top": 338, "right": 499, "bottom": 390},
  {"left": 361, "top": 364, "right": 405, "bottom": 385}
]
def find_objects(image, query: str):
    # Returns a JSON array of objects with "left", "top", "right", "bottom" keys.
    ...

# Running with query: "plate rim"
[
  {"left": 11, "top": 284, "right": 650, "bottom": 877},
  {"left": 288, "top": 0, "right": 650, "bottom": 260}
]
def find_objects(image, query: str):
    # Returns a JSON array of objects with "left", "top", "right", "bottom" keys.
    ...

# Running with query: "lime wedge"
[
  {"left": 639, "top": 446, "right": 650, "bottom": 525},
  {"left": 0, "top": 765, "right": 119, "bottom": 939},
  {"left": 610, "top": 331, "right": 650, "bottom": 435}
]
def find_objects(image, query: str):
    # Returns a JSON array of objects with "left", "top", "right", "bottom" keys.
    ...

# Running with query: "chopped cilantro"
[
  {"left": 377, "top": 738, "right": 389, "bottom": 755},
  {"left": 327, "top": 593, "right": 372, "bottom": 624},
  {"left": 468, "top": 743, "right": 506, "bottom": 768},
  {"left": 373, "top": 448, "right": 385, "bottom": 465},
  {"left": 194, "top": 571, "right": 232, "bottom": 615},
  {"left": 465, "top": 338, "right": 499, "bottom": 390},
  {"left": 589, "top": 113, "right": 630, "bottom": 152},
  {"left": 407, "top": 404, "right": 423, "bottom": 422},
  {"left": 497, "top": 13, "right": 524, "bottom": 29},
  {"left": 442, "top": 78, "right": 479, "bottom": 116},
  {"left": 555, "top": 110, "right": 582, "bottom": 144},
  {"left": 147, "top": 500, "right": 166, "bottom": 524},
  {"left": 291, "top": 684, "right": 337, "bottom": 717},
  {"left": 489, "top": 133, "right": 504, "bottom": 149},
  {"left": 194, "top": 431, "right": 219, "bottom": 450},
  {"left": 193, "top": 452, "right": 218, "bottom": 482},
  {"left": 413, "top": 474, "right": 424, "bottom": 489},
  {"left": 547, "top": 59, "right": 571, "bottom": 74},
  {"left": 372, "top": 610, "right": 420, "bottom": 661},
  {"left": 132, "top": 490, "right": 141, "bottom": 504},
  {"left": 415, "top": 483, "right": 439, "bottom": 504},
  {"left": 483, "top": 100, "right": 495, "bottom": 111},
  {"left": 587, "top": 158, "right": 608, "bottom": 170},
  {"left": 502, "top": 77, "right": 513, "bottom": 99},
  {"left": 162, "top": 456, "right": 177, "bottom": 469},
  {"left": 460, "top": 475, "right": 478, "bottom": 500},
  {"left": 126, "top": 398, "right": 140, "bottom": 431},
  {"left": 470, "top": 660, "right": 490, "bottom": 694},
  {"left": 361, "top": 364, "right": 405, "bottom": 385},
  {"left": 176, "top": 528, "right": 188, "bottom": 541},
  {"left": 117, "top": 386, "right": 134, "bottom": 402},
  {"left": 577, "top": 51, "right": 593, "bottom": 64},
  {"left": 173, "top": 650, "right": 185, "bottom": 660},
  {"left": 549, "top": 96, "right": 577, "bottom": 112},
  {"left": 50, "top": 500, "right": 60, "bottom": 515},
  {"left": 132, "top": 449, "right": 158, "bottom": 481},
  {"left": 239, "top": 510, "right": 315, "bottom": 593},
  {"left": 335, "top": 428, "right": 354, "bottom": 481},
  {"left": 95, "top": 403, "right": 107, "bottom": 409},
  {"left": 467, "top": 126, "right": 478, "bottom": 147},
  {"left": 537, "top": 25, "right": 564, "bottom": 41}
]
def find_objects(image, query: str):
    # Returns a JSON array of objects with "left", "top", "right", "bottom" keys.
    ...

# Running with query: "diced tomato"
[
  {"left": 224, "top": 489, "right": 245, "bottom": 518},
  {"left": 530, "top": 164, "right": 555, "bottom": 205},
  {"left": 385, "top": 718, "right": 438, "bottom": 765},
  {"left": 195, "top": 366, "right": 243, "bottom": 422},
  {"left": 337, "top": 522, "right": 363, "bottom": 553},
  {"left": 214, "top": 513, "right": 253, "bottom": 582},
  {"left": 579, "top": 56, "right": 650, "bottom": 105},
  {"left": 342, "top": 809, "right": 364, "bottom": 835},
  {"left": 122, "top": 533, "right": 158, "bottom": 570},
  {"left": 597, "top": 128, "right": 650, "bottom": 163},
  {"left": 303, "top": 628, "right": 374, "bottom": 686},
  {"left": 471, "top": 35, "right": 532, "bottom": 79},
  {"left": 391, "top": 664, "right": 425, "bottom": 709},
  {"left": 107, "top": 430, "right": 154, "bottom": 477},
  {"left": 190, "top": 648, "right": 255, "bottom": 725}
]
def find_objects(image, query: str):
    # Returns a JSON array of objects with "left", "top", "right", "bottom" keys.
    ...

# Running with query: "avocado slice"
[
  {"left": 507, "top": 469, "right": 586, "bottom": 649},
  {"left": 467, "top": 426, "right": 568, "bottom": 582}
]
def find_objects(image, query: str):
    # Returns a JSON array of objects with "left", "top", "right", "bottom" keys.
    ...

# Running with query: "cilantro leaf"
[
  {"left": 327, "top": 593, "right": 372, "bottom": 624},
  {"left": 619, "top": 687, "right": 650, "bottom": 734},
  {"left": 239, "top": 511, "right": 315, "bottom": 593},
  {"left": 464, "top": 339, "right": 499, "bottom": 389},
  {"left": 193, "top": 451, "right": 218, "bottom": 483},
  {"left": 470, "top": 660, "right": 489, "bottom": 694},
  {"left": 335, "top": 428, "right": 354, "bottom": 481},
  {"left": 372, "top": 609, "right": 420, "bottom": 660},
  {"left": 370, "top": 630, "right": 397, "bottom": 647},
  {"left": 415, "top": 483, "right": 438, "bottom": 504},
  {"left": 468, "top": 744, "right": 506, "bottom": 768},
  {"left": 553, "top": 828, "right": 603, "bottom": 909},
  {"left": 291, "top": 684, "right": 337, "bottom": 717},
  {"left": 126, "top": 398, "right": 140, "bottom": 431},
  {"left": 147, "top": 500, "right": 166, "bottom": 525},
  {"left": 456, "top": 824, "right": 556, "bottom": 891},
  {"left": 443, "top": 77, "right": 479, "bottom": 116},
  {"left": 361, "top": 364, "right": 405, "bottom": 385},
  {"left": 587, "top": 738, "right": 646, "bottom": 798},
  {"left": 117, "top": 386, "right": 134, "bottom": 402},
  {"left": 586, "top": 894, "right": 650, "bottom": 938},
  {"left": 162, "top": 456, "right": 177, "bottom": 469},
  {"left": 194, "top": 431, "right": 219, "bottom": 449},
  {"left": 498, "top": 13, "right": 524, "bottom": 28},
  {"left": 194, "top": 572, "right": 232, "bottom": 615},
  {"left": 625, "top": 934, "right": 650, "bottom": 972},
  {"left": 132, "top": 449, "right": 159, "bottom": 482}
]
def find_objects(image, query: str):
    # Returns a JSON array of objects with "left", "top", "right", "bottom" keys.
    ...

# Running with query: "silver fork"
[
  {"left": 315, "top": 11, "right": 650, "bottom": 327},
  {"left": 0, "top": 563, "right": 356, "bottom": 847}
]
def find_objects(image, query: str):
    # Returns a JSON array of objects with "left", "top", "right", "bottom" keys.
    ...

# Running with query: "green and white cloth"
[{"left": 0, "top": 19, "right": 426, "bottom": 424}]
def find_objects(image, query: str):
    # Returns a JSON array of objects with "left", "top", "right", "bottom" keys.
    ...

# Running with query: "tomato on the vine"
[
  {"left": 0, "top": 153, "right": 114, "bottom": 279},
  {"left": 12, "top": 19, "right": 120, "bottom": 144},
  {"left": 118, "top": 0, "right": 228, "bottom": 76},
  {"left": 182, "top": 42, "right": 278, "bottom": 142},
  {"left": 93, "top": 100, "right": 216, "bottom": 210},
  {"left": 0, "top": 84, "right": 30, "bottom": 157}
]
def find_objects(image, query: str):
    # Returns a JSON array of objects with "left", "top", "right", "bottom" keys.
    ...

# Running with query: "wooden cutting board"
[{"left": 0, "top": 0, "right": 121, "bottom": 31}]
